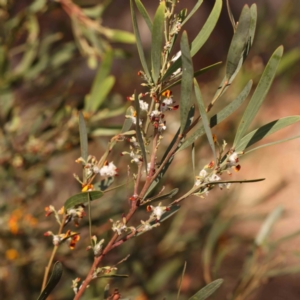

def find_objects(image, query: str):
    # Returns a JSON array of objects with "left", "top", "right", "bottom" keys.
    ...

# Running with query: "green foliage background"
[{"left": 0, "top": 0, "right": 300, "bottom": 299}]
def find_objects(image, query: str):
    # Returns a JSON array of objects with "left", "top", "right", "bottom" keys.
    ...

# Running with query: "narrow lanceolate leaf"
[
  {"left": 233, "top": 46, "right": 284, "bottom": 148},
  {"left": 122, "top": 106, "right": 135, "bottom": 133},
  {"left": 181, "top": 0, "right": 204, "bottom": 26},
  {"left": 38, "top": 262, "right": 63, "bottom": 300},
  {"left": 226, "top": 5, "right": 251, "bottom": 81},
  {"left": 79, "top": 112, "right": 89, "bottom": 181},
  {"left": 226, "top": 0, "right": 236, "bottom": 31},
  {"left": 135, "top": 0, "right": 152, "bottom": 32},
  {"left": 64, "top": 191, "right": 104, "bottom": 210},
  {"left": 85, "top": 49, "right": 113, "bottom": 111},
  {"left": 235, "top": 116, "right": 300, "bottom": 152},
  {"left": 162, "top": 61, "right": 222, "bottom": 93},
  {"left": 255, "top": 206, "right": 284, "bottom": 246},
  {"left": 190, "top": 0, "right": 222, "bottom": 57},
  {"left": 212, "top": 4, "right": 256, "bottom": 100},
  {"left": 179, "top": 80, "right": 253, "bottom": 152},
  {"left": 189, "top": 279, "right": 224, "bottom": 300},
  {"left": 85, "top": 76, "right": 115, "bottom": 112},
  {"left": 130, "top": 0, "right": 151, "bottom": 80},
  {"left": 180, "top": 32, "right": 194, "bottom": 134},
  {"left": 177, "top": 262, "right": 187, "bottom": 300},
  {"left": 134, "top": 91, "right": 147, "bottom": 171},
  {"left": 151, "top": 1, "right": 165, "bottom": 83},
  {"left": 142, "top": 188, "right": 179, "bottom": 205},
  {"left": 163, "top": 0, "right": 222, "bottom": 81},
  {"left": 245, "top": 134, "right": 300, "bottom": 154},
  {"left": 194, "top": 79, "right": 217, "bottom": 163}
]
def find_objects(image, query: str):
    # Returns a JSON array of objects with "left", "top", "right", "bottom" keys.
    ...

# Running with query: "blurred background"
[{"left": 0, "top": 0, "right": 300, "bottom": 299}]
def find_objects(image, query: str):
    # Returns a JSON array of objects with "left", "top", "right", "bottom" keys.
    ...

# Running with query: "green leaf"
[
  {"left": 122, "top": 106, "right": 135, "bottom": 133},
  {"left": 130, "top": 0, "right": 151, "bottom": 80},
  {"left": 37, "top": 262, "right": 63, "bottom": 300},
  {"left": 79, "top": 112, "right": 88, "bottom": 163},
  {"left": 226, "top": 5, "right": 251, "bottom": 81},
  {"left": 194, "top": 79, "right": 217, "bottom": 163},
  {"left": 142, "top": 188, "right": 179, "bottom": 205},
  {"left": 134, "top": 91, "right": 147, "bottom": 171},
  {"left": 190, "top": 0, "right": 222, "bottom": 57},
  {"left": 85, "top": 76, "right": 115, "bottom": 112},
  {"left": 90, "top": 127, "right": 121, "bottom": 137},
  {"left": 162, "top": 61, "right": 222, "bottom": 93},
  {"left": 177, "top": 262, "right": 187, "bottom": 300},
  {"left": 245, "top": 134, "right": 300, "bottom": 154},
  {"left": 180, "top": 80, "right": 253, "bottom": 152},
  {"left": 236, "top": 116, "right": 300, "bottom": 152},
  {"left": 226, "top": 0, "right": 236, "bottom": 31},
  {"left": 189, "top": 279, "right": 224, "bottom": 300},
  {"left": 151, "top": 1, "right": 165, "bottom": 83},
  {"left": 64, "top": 191, "right": 104, "bottom": 210},
  {"left": 135, "top": 0, "right": 153, "bottom": 32},
  {"left": 85, "top": 50, "right": 114, "bottom": 112},
  {"left": 180, "top": 31, "right": 194, "bottom": 134},
  {"left": 97, "top": 274, "right": 129, "bottom": 279},
  {"left": 163, "top": 0, "right": 222, "bottom": 81},
  {"left": 233, "top": 46, "right": 284, "bottom": 148},
  {"left": 181, "top": 0, "right": 204, "bottom": 26},
  {"left": 255, "top": 206, "right": 283, "bottom": 246},
  {"left": 102, "top": 29, "right": 136, "bottom": 44}
]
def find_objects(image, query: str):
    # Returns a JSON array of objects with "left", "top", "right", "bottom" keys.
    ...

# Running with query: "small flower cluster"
[
  {"left": 86, "top": 236, "right": 105, "bottom": 257},
  {"left": 44, "top": 230, "right": 80, "bottom": 249},
  {"left": 92, "top": 266, "right": 118, "bottom": 279},
  {"left": 110, "top": 217, "right": 136, "bottom": 236}
]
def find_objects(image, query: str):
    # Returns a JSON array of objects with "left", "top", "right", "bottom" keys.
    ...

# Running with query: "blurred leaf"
[
  {"left": 13, "top": 15, "right": 39, "bottom": 76},
  {"left": 192, "top": 143, "right": 196, "bottom": 177},
  {"left": 64, "top": 191, "right": 104, "bottom": 210},
  {"left": 122, "top": 106, "right": 134, "bottom": 133},
  {"left": 236, "top": 116, "right": 300, "bottom": 152},
  {"left": 202, "top": 218, "right": 232, "bottom": 283},
  {"left": 180, "top": 80, "right": 253, "bottom": 152},
  {"left": 134, "top": 91, "right": 147, "bottom": 171},
  {"left": 29, "top": 0, "right": 46, "bottom": 13},
  {"left": 130, "top": 0, "right": 151, "bottom": 80},
  {"left": 37, "top": 262, "right": 63, "bottom": 300},
  {"left": 102, "top": 28, "right": 136, "bottom": 44},
  {"left": 90, "top": 127, "right": 121, "bottom": 137},
  {"left": 164, "top": 0, "right": 222, "bottom": 80},
  {"left": 255, "top": 206, "right": 284, "bottom": 246},
  {"left": 266, "top": 266, "right": 300, "bottom": 278},
  {"left": 226, "top": 0, "right": 236, "bottom": 31},
  {"left": 135, "top": 0, "right": 153, "bottom": 32},
  {"left": 277, "top": 47, "right": 300, "bottom": 75},
  {"left": 233, "top": 46, "right": 283, "bottom": 148},
  {"left": 181, "top": 0, "right": 204, "bottom": 26},
  {"left": 205, "top": 178, "right": 265, "bottom": 186},
  {"left": 189, "top": 279, "right": 224, "bottom": 300},
  {"left": 177, "top": 262, "right": 187, "bottom": 300},
  {"left": 146, "top": 258, "right": 182, "bottom": 293},
  {"left": 86, "top": 76, "right": 115, "bottom": 112},
  {"left": 151, "top": 1, "right": 165, "bottom": 83},
  {"left": 180, "top": 31, "right": 194, "bottom": 134},
  {"left": 79, "top": 111, "right": 88, "bottom": 169},
  {"left": 91, "top": 106, "right": 126, "bottom": 122},
  {"left": 226, "top": 5, "right": 250, "bottom": 81},
  {"left": 194, "top": 78, "right": 217, "bottom": 163},
  {"left": 95, "top": 177, "right": 114, "bottom": 192},
  {"left": 50, "top": 42, "right": 76, "bottom": 68},
  {"left": 142, "top": 188, "right": 179, "bottom": 205},
  {"left": 162, "top": 61, "right": 222, "bottom": 93}
]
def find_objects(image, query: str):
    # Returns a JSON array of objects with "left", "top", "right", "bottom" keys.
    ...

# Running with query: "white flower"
[
  {"left": 139, "top": 100, "right": 149, "bottom": 111},
  {"left": 129, "top": 115, "right": 142, "bottom": 126},
  {"left": 93, "top": 165, "right": 100, "bottom": 174},
  {"left": 163, "top": 97, "right": 173, "bottom": 106},
  {"left": 219, "top": 182, "right": 231, "bottom": 190},
  {"left": 171, "top": 51, "right": 181, "bottom": 62},
  {"left": 150, "top": 110, "right": 161, "bottom": 118},
  {"left": 228, "top": 152, "right": 239, "bottom": 165},
  {"left": 195, "top": 179, "right": 201, "bottom": 186},
  {"left": 208, "top": 174, "right": 221, "bottom": 182},
  {"left": 158, "top": 121, "right": 167, "bottom": 132},
  {"left": 199, "top": 169, "right": 208, "bottom": 177},
  {"left": 171, "top": 68, "right": 181, "bottom": 77},
  {"left": 99, "top": 162, "right": 117, "bottom": 177},
  {"left": 130, "top": 151, "right": 140, "bottom": 163}
]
